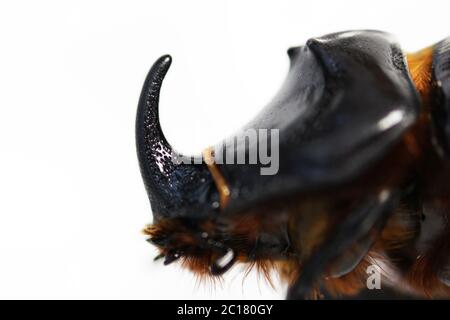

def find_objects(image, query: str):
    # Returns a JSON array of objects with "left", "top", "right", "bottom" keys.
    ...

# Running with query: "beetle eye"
[
  {"left": 163, "top": 251, "right": 181, "bottom": 265},
  {"left": 210, "top": 248, "right": 235, "bottom": 276}
]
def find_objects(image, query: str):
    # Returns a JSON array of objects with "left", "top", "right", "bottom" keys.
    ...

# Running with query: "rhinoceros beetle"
[{"left": 136, "top": 30, "right": 450, "bottom": 299}]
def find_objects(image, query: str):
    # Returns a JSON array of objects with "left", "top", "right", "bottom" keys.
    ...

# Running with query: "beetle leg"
[
  {"left": 287, "top": 190, "right": 398, "bottom": 299},
  {"left": 153, "top": 253, "right": 165, "bottom": 261}
]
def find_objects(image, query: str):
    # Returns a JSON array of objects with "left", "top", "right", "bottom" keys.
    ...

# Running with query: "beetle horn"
[
  {"left": 136, "top": 55, "right": 173, "bottom": 169},
  {"left": 136, "top": 55, "right": 218, "bottom": 220}
]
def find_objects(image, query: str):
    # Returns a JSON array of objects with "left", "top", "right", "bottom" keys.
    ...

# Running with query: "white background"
[{"left": 0, "top": 0, "right": 448, "bottom": 299}]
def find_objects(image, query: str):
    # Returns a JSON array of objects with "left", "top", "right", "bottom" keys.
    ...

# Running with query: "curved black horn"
[{"left": 136, "top": 55, "right": 218, "bottom": 220}]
